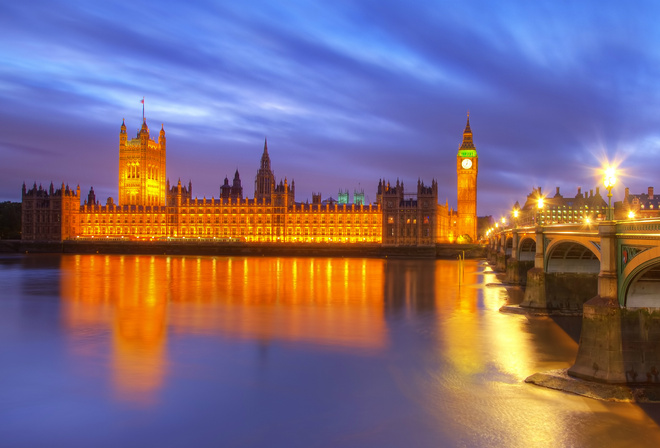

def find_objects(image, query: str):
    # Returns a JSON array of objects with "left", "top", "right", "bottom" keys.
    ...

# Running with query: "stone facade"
[
  {"left": 118, "top": 119, "right": 167, "bottom": 206},
  {"left": 456, "top": 114, "right": 478, "bottom": 242},
  {"left": 22, "top": 115, "right": 476, "bottom": 244}
]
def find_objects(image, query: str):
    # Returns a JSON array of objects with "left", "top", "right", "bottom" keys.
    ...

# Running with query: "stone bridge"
[{"left": 489, "top": 219, "right": 660, "bottom": 385}]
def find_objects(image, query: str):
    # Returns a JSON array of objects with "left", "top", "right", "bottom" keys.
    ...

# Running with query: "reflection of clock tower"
[{"left": 456, "top": 113, "right": 478, "bottom": 242}]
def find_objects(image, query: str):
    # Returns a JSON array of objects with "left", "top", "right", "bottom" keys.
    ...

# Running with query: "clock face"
[{"left": 461, "top": 158, "right": 472, "bottom": 169}]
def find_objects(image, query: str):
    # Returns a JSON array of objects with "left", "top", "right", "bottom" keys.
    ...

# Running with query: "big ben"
[{"left": 456, "top": 113, "right": 478, "bottom": 242}]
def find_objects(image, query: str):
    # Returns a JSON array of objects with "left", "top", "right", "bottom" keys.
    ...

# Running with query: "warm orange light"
[
  {"left": 628, "top": 210, "right": 635, "bottom": 219},
  {"left": 603, "top": 166, "right": 616, "bottom": 189}
]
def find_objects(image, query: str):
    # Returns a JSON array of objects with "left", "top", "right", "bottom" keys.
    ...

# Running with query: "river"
[{"left": 1, "top": 254, "right": 660, "bottom": 447}]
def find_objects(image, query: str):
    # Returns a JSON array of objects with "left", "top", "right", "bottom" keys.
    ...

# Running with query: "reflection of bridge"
[{"left": 489, "top": 219, "right": 660, "bottom": 385}]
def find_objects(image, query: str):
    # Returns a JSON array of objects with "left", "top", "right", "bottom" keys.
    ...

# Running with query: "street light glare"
[{"left": 604, "top": 166, "right": 616, "bottom": 188}]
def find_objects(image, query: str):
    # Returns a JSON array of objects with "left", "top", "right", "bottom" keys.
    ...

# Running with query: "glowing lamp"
[{"left": 603, "top": 166, "right": 617, "bottom": 220}]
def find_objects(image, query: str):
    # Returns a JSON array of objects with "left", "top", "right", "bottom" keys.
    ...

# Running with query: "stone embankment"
[{"left": 1, "top": 240, "right": 485, "bottom": 259}]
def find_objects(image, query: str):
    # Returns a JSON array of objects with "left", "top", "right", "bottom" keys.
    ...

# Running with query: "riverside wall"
[{"left": 1, "top": 240, "right": 485, "bottom": 259}]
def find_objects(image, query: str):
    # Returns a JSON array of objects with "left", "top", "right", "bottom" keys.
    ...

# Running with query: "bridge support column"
[
  {"left": 521, "top": 226, "right": 546, "bottom": 307},
  {"left": 488, "top": 236, "right": 497, "bottom": 265},
  {"left": 496, "top": 233, "right": 506, "bottom": 272},
  {"left": 506, "top": 230, "right": 521, "bottom": 284},
  {"left": 569, "top": 222, "right": 629, "bottom": 383}
]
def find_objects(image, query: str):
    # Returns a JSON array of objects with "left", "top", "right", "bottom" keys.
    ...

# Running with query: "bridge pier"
[
  {"left": 487, "top": 236, "right": 497, "bottom": 265},
  {"left": 505, "top": 229, "right": 532, "bottom": 285},
  {"left": 496, "top": 233, "right": 506, "bottom": 271},
  {"left": 568, "top": 222, "right": 660, "bottom": 384},
  {"left": 520, "top": 225, "right": 599, "bottom": 311}
]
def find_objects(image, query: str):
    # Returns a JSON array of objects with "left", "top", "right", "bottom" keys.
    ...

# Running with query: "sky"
[{"left": 2, "top": 0, "right": 660, "bottom": 218}]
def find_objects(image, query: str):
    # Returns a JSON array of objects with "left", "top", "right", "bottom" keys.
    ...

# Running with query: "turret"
[
  {"left": 87, "top": 186, "right": 96, "bottom": 206},
  {"left": 120, "top": 118, "right": 127, "bottom": 147},
  {"left": 231, "top": 170, "right": 243, "bottom": 199}
]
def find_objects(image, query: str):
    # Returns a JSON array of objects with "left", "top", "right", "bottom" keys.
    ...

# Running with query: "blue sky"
[{"left": 1, "top": 0, "right": 659, "bottom": 217}]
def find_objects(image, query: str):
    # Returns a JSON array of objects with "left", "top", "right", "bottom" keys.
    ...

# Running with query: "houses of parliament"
[{"left": 21, "top": 112, "right": 479, "bottom": 246}]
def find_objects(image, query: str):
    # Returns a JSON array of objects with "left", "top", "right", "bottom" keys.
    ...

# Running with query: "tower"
[
  {"left": 255, "top": 138, "right": 275, "bottom": 203},
  {"left": 456, "top": 113, "right": 478, "bottom": 242},
  {"left": 118, "top": 115, "right": 167, "bottom": 206}
]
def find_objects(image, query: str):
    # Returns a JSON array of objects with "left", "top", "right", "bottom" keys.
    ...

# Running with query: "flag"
[{"left": 140, "top": 98, "right": 144, "bottom": 104}]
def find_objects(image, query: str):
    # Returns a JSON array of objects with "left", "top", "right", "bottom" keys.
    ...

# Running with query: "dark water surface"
[{"left": 1, "top": 254, "right": 660, "bottom": 447}]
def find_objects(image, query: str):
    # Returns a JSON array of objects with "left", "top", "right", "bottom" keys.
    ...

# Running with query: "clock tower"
[{"left": 456, "top": 113, "right": 478, "bottom": 242}]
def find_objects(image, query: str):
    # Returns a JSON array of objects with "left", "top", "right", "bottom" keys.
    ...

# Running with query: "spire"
[
  {"left": 260, "top": 137, "right": 271, "bottom": 170},
  {"left": 459, "top": 111, "right": 476, "bottom": 156}
]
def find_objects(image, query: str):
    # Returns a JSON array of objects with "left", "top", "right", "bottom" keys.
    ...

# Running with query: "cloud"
[{"left": 1, "top": 0, "right": 660, "bottom": 217}]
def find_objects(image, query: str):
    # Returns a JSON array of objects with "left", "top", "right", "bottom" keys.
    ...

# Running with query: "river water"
[{"left": 1, "top": 254, "right": 660, "bottom": 447}]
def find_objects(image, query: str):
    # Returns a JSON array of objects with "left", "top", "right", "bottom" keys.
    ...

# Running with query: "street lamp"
[
  {"left": 603, "top": 166, "right": 616, "bottom": 220},
  {"left": 512, "top": 208, "right": 519, "bottom": 228},
  {"left": 628, "top": 210, "right": 635, "bottom": 220},
  {"left": 537, "top": 197, "right": 544, "bottom": 225}
]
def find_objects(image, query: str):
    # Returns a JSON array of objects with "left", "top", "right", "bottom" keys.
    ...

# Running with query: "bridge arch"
[
  {"left": 545, "top": 239, "right": 600, "bottom": 273},
  {"left": 518, "top": 236, "right": 536, "bottom": 261},
  {"left": 622, "top": 247, "right": 660, "bottom": 307}
]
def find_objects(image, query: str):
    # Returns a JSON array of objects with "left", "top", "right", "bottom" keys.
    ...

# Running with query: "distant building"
[
  {"left": 616, "top": 187, "right": 660, "bottom": 219},
  {"left": 338, "top": 190, "right": 349, "bottom": 205},
  {"left": 517, "top": 186, "right": 607, "bottom": 226},
  {"left": 354, "top": 189, "right": 365, "bottom": 206}
]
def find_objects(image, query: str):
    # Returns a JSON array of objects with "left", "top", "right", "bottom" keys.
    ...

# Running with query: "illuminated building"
[
  {"left": 21, "top": 113, "right": 478, "bottom": 245},
  {"left": 456, "top": 113, "right": 478, "bottom": 242},
  {"left": 118, "top": 118, "right": 167, "bottom": 206},
  {"left": 616, "top": 187, "right": 660, "bottom": 219},
  {"left": 517, "top": 186, "right": 607, "bottom": 226}
]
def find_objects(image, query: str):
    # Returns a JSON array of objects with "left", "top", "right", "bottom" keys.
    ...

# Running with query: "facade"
[
  {"left": 22, "top": 114, "right": 477, "bottom": 245},
  {"left": 517, "top": 186, "right": 607, "bottom": 226},
  {"left": 378, "top": 179, "right": 448, "bottom": 246},
  {"left": 21, "top": 182, "right": 81, "bottom": 241},
  {"left": 456, "top": 115, "right": 478, "bottom": 242},
  {"left": 616, "top": 187, "right": 660, "bottom": 219},
  {"left": 118, "top": 118, "right": 167, "bottom": 206}
]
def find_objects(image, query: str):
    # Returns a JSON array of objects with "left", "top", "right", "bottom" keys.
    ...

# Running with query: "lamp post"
[
  {"left": 512, "top": 208, "right": 519, "bottom": 229},
  {"left": 537, "top": 196, "right": 544, "bottom": 225},
  {"left": 603, "top": 166, "right": 616, "bottom": 220}
]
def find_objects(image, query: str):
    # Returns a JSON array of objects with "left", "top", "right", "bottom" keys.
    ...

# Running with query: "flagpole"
[{"left": 142, "top": 97, "right": 145, "bottom": 121}]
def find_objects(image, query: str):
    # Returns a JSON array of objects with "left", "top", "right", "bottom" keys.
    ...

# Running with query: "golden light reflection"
[
  {"left": 167, "top": 257, "right": 387, "bottom": 350},
  {"left": 60, "top": 255, "right": 387, "bottom": 403},
  {"left": 429, "top": 260, "right": 570, "bottom": 447},
  {"left": 61, "top": 255, "right": 168, "bottom": 405}
]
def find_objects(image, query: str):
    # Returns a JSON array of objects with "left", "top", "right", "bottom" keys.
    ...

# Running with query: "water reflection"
[
  {"left": 2, "top": 254, "right": 657, "bottom": 446},
  {"left": 59, "top": 255, "right": 387, "bottom": 403}
]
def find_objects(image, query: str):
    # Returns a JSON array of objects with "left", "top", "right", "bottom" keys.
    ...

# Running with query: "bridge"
[{"left": 489, "top": 219, "right": 660, "bottom": 385}]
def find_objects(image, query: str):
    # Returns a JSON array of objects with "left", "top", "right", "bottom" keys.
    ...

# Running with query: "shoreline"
[
  {"left": 0, "top": 240, "right": 485, "bottom": 260},
  {"left": 525, "top": 369, "right": 660, "bottom": 402},
  {"left": 494, "top": 265, "right": 660, "bottom": 402}
]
